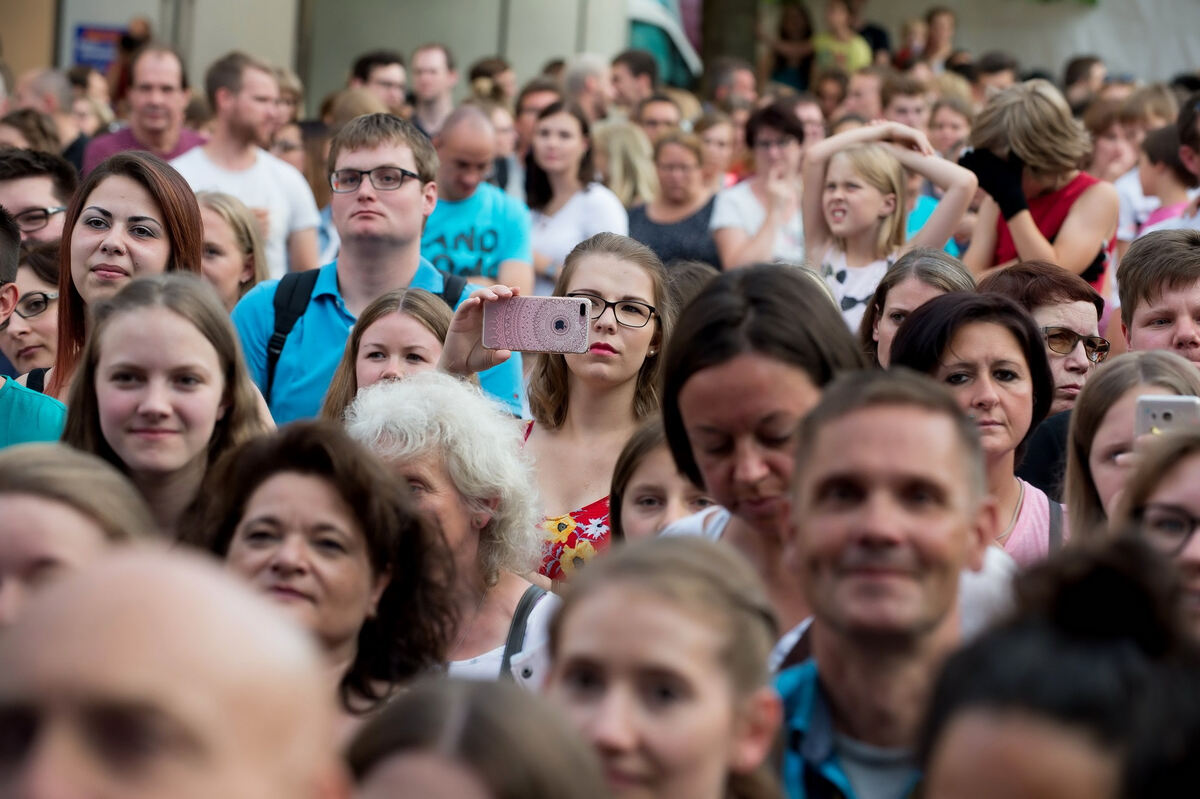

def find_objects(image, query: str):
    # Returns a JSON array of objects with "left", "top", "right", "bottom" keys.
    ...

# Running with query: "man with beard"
[
  {"left": 777, "top": 369, "right": 997, "bottom": 798},
  {"left": 172, "top": 51, "right": 318, "bottom": 277}
]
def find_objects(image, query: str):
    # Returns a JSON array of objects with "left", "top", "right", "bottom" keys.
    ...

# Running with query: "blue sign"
[{"left": 73, "top": 25, "right": 123, "bottom": 71}]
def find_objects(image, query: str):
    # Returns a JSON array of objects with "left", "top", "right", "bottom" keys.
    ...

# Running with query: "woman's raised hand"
[{"left": 437, "top": 286, "right": 517, "bottom": 376}]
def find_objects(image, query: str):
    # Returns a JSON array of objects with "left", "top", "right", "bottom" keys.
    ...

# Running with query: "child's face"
[
  {"left": 1137, "top": 151, "right": 1157, "bottom": 197},
  {"left": 826, "top": 1, "right": 850, "bottom": 31},
  {"left": 823, "top": 154, "right": 896, "bottom": 241}
]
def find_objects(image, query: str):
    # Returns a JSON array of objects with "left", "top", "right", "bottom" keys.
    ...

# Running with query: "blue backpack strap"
[{"left": 266, "top": 269, "right": 320, "bottom": 403}]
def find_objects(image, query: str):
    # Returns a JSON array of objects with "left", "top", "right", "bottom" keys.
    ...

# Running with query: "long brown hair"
[
  {"left": 527, "top": 233, "right": 672, "bottom": 430},
  {"left": 51, "top": 151, "right": 202, "bottom": 396}
]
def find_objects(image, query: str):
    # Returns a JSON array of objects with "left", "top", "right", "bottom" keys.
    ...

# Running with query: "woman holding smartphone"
[{"left": 438, "top": 233, "right": 672, "bottom": 582}]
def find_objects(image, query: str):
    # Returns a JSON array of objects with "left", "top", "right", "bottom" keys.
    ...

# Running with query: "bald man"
[
  {"left": 0, "top": 550, "right": 347, "bottom": 799},
  {"left": 421, "top": 105, "right": 533, "bottom": 295}
]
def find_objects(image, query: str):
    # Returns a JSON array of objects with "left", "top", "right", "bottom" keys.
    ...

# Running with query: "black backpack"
[{"left": 263, "top": 269, "right": 468, "bottom": 403}]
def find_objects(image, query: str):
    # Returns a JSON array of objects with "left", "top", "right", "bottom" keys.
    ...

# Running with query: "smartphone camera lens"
[
  {"left": 1164, "top": 411, "right": 1174, "bottom": 422},
  {"left": 579, "top": 303, "right": 587, "bottom": 315}
]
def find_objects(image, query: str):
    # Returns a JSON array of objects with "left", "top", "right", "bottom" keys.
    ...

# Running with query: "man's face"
[
  {"left": 977, "top": 70, "right": 1016, "bottom": 99},
  {"left": 0, "top": 175, "right": 66, "bottom": 244},
  {"left": 129, "top": 52, "right": 189, "bottom": 139},
  {"left": 584, "top": 69, "right": 615, "bottom": 121},
  {"left": 845, "top": 74, "right": 882, "bottom": 119},
  {"left": 225, "top": 67, "right": 279, "bottom": 148},
  {"left": 731, "top": 68, "right": 758, "bottom": 105},
  {"left": 884, "top": 94, "right": 930, "bottom": 132},
  {"left": 331, "top": 142, "right": 437, "bottom": 246},
  {"left": 638, "top": 100, "right": 681, "bottom": 143},
  {"left": 412, "top": 48, "right": 454, "bottom": 103},
  {"left": 515, "top": 89, "right": 560, "bottom": 153},
  {"left": 1125, "top": 283, "right": 1200, "bottom": 365},
  {"left": 791, "top": 405, "right": 991, "bottom": 643},
  {"left": 364, "top": 63, "right": 407, "bottom": 115},
  {"left": 436, "top": 125, "right": 495, "bottom": 202},
  {"left": 610, "top": 62, "right": 647, "bottom": 110}
]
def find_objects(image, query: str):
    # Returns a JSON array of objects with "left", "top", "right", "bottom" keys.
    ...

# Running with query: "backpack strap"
[
  {"left": 1048, "top": 498, "right": 1064, "bottom": 553},
  {"left": 438, "top": 272, "right": 468, "bottom": 309},
  {"left": 266, "top": 269, "right": 320, "bottom": 403},
  {"left": 26, "top": 367, "right": 47, "bottom": 395},
  {"left": 500, "top": 585, "right": 547, "bottom": 680}
]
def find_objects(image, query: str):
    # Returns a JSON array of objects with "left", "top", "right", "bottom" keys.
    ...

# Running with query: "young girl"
[
  {"left": 801, "top": 120, "right": 977, "bottom": 331},
  {"left": 609, "top": 416, "right": 716, "bottom": 541},
  {"left": 62, "top": 274, "right": 267, "bottom": 535},
  {"left": 196, "top": 191, "right": 268, "bottom": 312},
  {"left": 320, "top": 288, "right": 452, "bottom": 422},
  {"left": 545, "top": 535, "right": 782, "bottom": 799}
]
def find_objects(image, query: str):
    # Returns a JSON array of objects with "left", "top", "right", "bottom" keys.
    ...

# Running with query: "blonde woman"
[
  {"left": 592, "top": 119, "right": 658, "bottom": 209},
  {"left": 196, "top": 191, "right": 268, "bottom": 311},
  {"left": 960, "top": 79, "right": 1119, "bottom": 292}
]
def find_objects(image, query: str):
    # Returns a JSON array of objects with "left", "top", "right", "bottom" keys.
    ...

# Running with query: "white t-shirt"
[
  {"left": 171, "top": 146, "right": 320, "bottom": 279},
  {"left": 710, "top": 180, "right": 805, "bottom": 267},
  {"left": 447, "top": 591, "right": 560, "bottom": 689},
  {"left": 819, "top": 246, "right": 893, "bottom": 333},
  {"left": 530, "top": 183, "right": 628, "bottom": 295},
  {"left": 1115, "top": 167, "right": 1160, "bottom": 242}
]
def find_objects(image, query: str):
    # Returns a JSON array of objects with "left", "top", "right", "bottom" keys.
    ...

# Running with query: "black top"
[
  {"left": 62, "top": 134, "right": 89, "bottom": 173},
  {"left": 628, "top": 196, "right": 720, "bottom": 268},
  {"left": 1017, "top": 409, "right": 1072, "bottom": 502}
]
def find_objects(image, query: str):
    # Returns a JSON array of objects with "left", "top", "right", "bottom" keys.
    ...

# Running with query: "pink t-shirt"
[
  {"left": 1140, "top": 201, "right": 1189, "bottom": 234},
  {"left": 82, "top": 127, "right": 206, "bottom": 175},
  {"left": 1004, "top": 479, "right": 1067, "bottom": 567}
]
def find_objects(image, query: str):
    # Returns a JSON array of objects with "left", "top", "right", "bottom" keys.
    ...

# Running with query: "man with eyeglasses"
[
  {"left": 0, "top": 207, "right": 65, "bottom": 448},
  {"left": 349, "top": 50, "right": 409, "bottom": 118},
  {"left": 0, "top": 148, "right": 77, "bottom": 245},
  {"left": 232, "top": 113, "right": 524, "bottom": 424}
]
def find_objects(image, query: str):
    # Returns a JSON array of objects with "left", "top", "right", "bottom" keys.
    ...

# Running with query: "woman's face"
[
  {"left": 699, "top": 122, "right": 734, "bottom": 176},
  {"left": 71, "top": 98, "right": 102, "bottom": 137},
  {"left": 1141, "top": 452, "right": 1200, "bottom": 637},
  {"left": 0, "top": 265, "right": 60, "bottom": 373},
  {"left": 225, "top": 471, "right": 387, "bottom": 651},
  {"left": 655, "top": 143, "right": 703, "bottom": 207},
  {"left": 677, "top": 353, "right": 822, "bottom": 533},
  {"left": 1031, "top": 300, "right": 1101, "bottom": 416},
  {"left": 1090, "top": 123, "right": 1135, "bottom": 179},
  {"left": 95, "top": 308, "right": 227, "bottom": 480},
  {"left": 873, "top": 277, "right": 946, "bottom": 368},
  {"left": 752, "top": 125, "right": 801, "bottom": 176},
  {"left": 563, "top": 254, "right": 659, "bottom": 389},
  {"left": 270, "top": 123, "right": 306, "bottom": 173},
  {"left": 393, "top": 449, "right": 481, "bottom": 575},
  {"left": 199, "top": 206, "right": 253, "bottom": 312},
  {"left": 930, "top": 108, "right": 970, "bottom": 155},
  {"left": 0, "top": 494, "right": 111, "bottom": 627},
  {"left": 1089, "top": 384, "right": 1174, "bottom": 517},
  {"left": 619, "top": 445, "right": 716, "bottom": 541},
  {"left": 547, "top": 585, "right": 767, "bottom": 799},
  {"left": 491, "top": 106, "right": 517, "bottom": 158},
  {"left": 354, "top": 311, "right": 443, "bottom": 390},
  {"left": 70, "top": 175, "right": 172, "bottom": 307},
  {"left": 934, "top": 322, "right": 1034, "bottom": 461},
  {"left": 533, "top": 111, "right": 587, "bottom": 176}
]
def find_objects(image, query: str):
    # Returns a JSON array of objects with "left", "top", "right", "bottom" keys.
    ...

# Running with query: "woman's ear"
[
  {"left": 240, "top": 254, "right": 255, "bottom": 284},
  {"left": 368, "top": 567, "right": 392, "bottom": 618},
  {"left": 729, "top": 687, "right": 783, "bottom": 775},
  {"left": 871, "top": 305, "right": 882, "bottom": 343}
]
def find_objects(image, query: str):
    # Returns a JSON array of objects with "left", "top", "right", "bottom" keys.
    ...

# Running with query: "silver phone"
[{"left": 1135, "top": 395, "right": 1200, "bottom": 437}]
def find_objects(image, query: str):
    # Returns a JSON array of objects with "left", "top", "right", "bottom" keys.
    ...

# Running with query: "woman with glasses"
[
  {"left": 628, "top": 131, "right": 720, "bottom": 268},
  {"left": 711, "top": 100, "right": 806, "bottom": 269},
  {"left": 1111, "top": 429, "right": 1200, "bottom": 637},
  {"left": 0, "top": 242, "right": 60, "bottom": 377},
  {"left": 890, "top": 292, "right": 1058, "bottom": 566}
]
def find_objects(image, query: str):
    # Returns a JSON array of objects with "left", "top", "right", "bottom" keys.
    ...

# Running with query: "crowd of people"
[{"left": 2, "top": 4, "right": 1200, "bottom": 797}]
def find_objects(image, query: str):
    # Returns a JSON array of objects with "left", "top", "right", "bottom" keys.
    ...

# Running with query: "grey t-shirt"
[{"left": 834, "top": 732, "right": 918, "bottom": 799}]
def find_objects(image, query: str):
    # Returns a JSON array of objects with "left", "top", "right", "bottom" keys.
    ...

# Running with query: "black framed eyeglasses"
[
  {"left": 1136, "top": 502, "right": 1200, "bottom": 557},
  {"left": 1042, "top": 327, "right": 1110, "bottom": 364},
  {"left": 329, "top": 167, "right": 420, "bottom": 193},
  {"left": 13, "top": 207, "right": 66, "bottom": 233},
  {"left": 567, "top": 292, "right": 657, "bottom": 328},
  {"left": 0, "top": 291, "right": 58, "bottom": 332}
]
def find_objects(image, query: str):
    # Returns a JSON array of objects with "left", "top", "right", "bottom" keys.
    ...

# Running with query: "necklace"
[{"left": 995, "top": 479, "right": 1025, "bottom": 546}]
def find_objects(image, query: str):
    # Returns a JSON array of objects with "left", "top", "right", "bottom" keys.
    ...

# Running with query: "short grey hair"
[
  {"left": 564, "top": 53, "right": 608, "bottom": 99},
  {"left": 344, "top": 374, "right": 541, "bottom": 582}
]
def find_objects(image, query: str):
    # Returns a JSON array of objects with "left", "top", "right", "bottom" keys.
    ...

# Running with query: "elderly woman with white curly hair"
[{"left": 345, "top": 372, "right": 557, "bottom": 686}]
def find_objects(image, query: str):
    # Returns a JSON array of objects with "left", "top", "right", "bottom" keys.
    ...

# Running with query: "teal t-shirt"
[
  {"left": 422, "top": 182, "right": 532, "bottom": 280},
  {"left": 0, "top": 376, "right": 66, "bottom": 449}
]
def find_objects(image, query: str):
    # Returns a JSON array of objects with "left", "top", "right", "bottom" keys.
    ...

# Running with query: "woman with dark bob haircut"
[
  {"left": 347, "top": 677, "right": 610, "bottom": 799},
  {"left": 661, "top": 263, "right": 864, "bottom": 632},
  {"left": 46, "top": 151, "right": 202, "bottom": 398},
  {"left": 890, "top": 292, "right": 1057, "bottom": 566},
  {"left": 183, "top": 420, "right": 456, "bottom": 716}
]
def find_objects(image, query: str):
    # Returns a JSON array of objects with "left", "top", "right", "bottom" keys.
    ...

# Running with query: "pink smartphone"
[{"left": 482, "top": 295, "right": 592, "bottom": 353}]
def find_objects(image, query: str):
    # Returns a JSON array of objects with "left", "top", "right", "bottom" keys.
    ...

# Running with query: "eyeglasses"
[
  {"left": 567, "top": 292, "right": 657, "bottom": 328},
  {"left": 0, "top": 291, "right": 58, "bottom": 332},
  {"left": 753, "top": 137, "right": 797, "bottom": 152},
  {"left": 1042, "top": 327, "right": 1110, "bottom": 363},
  {"left": 329, "top": 167, "right": 421, "bottom": 193},
  {"left": 1136, "top": 502, "right": 1200, "bottom": 557},
  {"left": 13, "top": 207, "right": 67, "bottom": 233}
]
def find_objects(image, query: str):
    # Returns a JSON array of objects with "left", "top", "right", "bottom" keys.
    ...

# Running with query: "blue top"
[
  {"left": 422, "top": 183, "right": 532, "bottom": 280},
  {"left": 775, "top": 659, "right": 921, "bottom": 799},
  {"left": 905, "top": 195, "right": 961, "bottom": 257},
  {"left": 0, "top": 376, "right": 66, "bottom": 449},
  {"left": 232, "top": 258, "right": 525, "bottom": 423}
]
